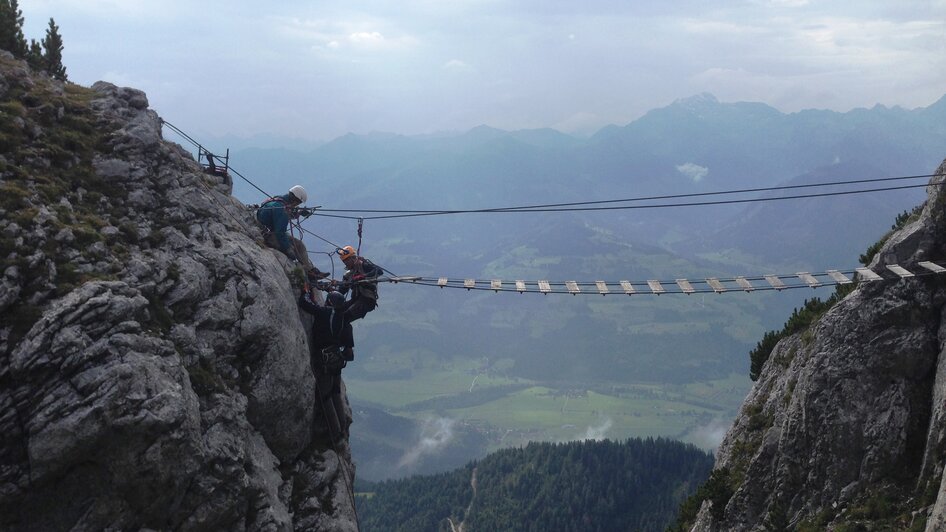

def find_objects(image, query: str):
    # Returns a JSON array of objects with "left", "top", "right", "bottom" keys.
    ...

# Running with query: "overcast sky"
[{"left": 21, "top": 0, "right": 946, "bottom": 143}]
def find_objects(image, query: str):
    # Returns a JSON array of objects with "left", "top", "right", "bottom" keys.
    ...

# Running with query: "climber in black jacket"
[{"left": 298, "top": 289, "right": 354, "bottom": 443}]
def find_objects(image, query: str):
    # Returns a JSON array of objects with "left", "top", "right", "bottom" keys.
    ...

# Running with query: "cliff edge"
[
  {"left": 0, "top": 52, "right": 356, "bottom": 530},
  {"left": 691, "top": 156, "right": 946, "bottom": 530}
]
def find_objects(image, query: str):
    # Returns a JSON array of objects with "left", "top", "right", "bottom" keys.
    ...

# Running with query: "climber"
[
  {"left": 335, "top": 245, "right": 382, "bottom": 322},
  {"left": 255, "top": 185, "right": 327, "bottom": 280},
  {"left": 298, "top": 289, "right": 354, "bottom": 364},
  {"left": 298, "top": 289, "right": 354, "bottom": 443}
]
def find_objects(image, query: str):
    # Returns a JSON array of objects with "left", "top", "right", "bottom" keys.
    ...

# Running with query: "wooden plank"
[
  {"left": 919, "top": 261, "right": 946, "bottom": 274},
  {"left": 764, "top": 275, "right": 786, "bottom": 290},
  {"left": 675, "top": 279, "right": 695, "bottom": 294},
  {"left": 826, "top": 270, "right": 852, "bottom": 284},
  {"left": 856, "top": 267, "right": 883, "bottom": 281},
  {"left": 464, "top": 279, "right": 476, "bottom": 290},
  {"left": 438, "top": 277, "right": 448, "bottom": 288},
  {"left": 538, "top": 280, "right": 552, "bottom": 294},
  {"left": 735, "top": 276, "right": 754, "bottom": 292},
  {"left": 565, "top": 281, "right": 580, "bottom": 295},
  {"left": 619, "top": 280, "right": 636, "bottom": 295},
  {"left": 886, "top": 264, "right": 914, "bottom": 278},
  {"left": 706, "top": 278, "right": 727, "bottom": 294},
  {"left": 796, "top": 272, "right": 821, "bottom": 288},
  {"left": 647, "top": 280, "right": 665, "bottom": 295},
  {"left": 515, "top": 280, "right": 526, "bottom": 293},
  {"left": 389, "top": 276, "right": 421, "bottom": 283},
  {"left": 491, "top": 279, "right": 502, "bottom": 292},
  {"left": 595, "top": 281, "right": 610, "bottom": 295}
]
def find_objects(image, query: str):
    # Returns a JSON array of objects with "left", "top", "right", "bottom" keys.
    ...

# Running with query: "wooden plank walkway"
[
  {"left": 403, "top": 261, "right": 946, "bottom": 295},
  {"left": 886, "top": 264, "right": 914, "bottom": 278},
  {"left": 735, "top": 276, "right": 754, "bottom": 292},
  {"left": 675, "top": 279, "right": 695, "bottom": 294},
  {"left": 856, "top": 267, "right": 883, "bottom": 281},
  {"left": 764, "top": 275, "right": 786, "bottom": 290},
  {"left": 647, "top": 280, "right": 665, "bottom": 295},
  {"left": 620, "top": 281, "right": 636, "bottom": 295}
]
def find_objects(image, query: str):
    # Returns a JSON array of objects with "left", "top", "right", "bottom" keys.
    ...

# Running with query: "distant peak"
[
  {"left": 673, "top": 93, "right": 719, "bottom": 107},
  {"left": 468, "top": 124, "right": 505, "bottom": 134}
]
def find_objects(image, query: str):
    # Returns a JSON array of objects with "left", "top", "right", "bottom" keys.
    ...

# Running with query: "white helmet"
[{"left": 289, "top": 185, "right": 308, "bottom": 204}]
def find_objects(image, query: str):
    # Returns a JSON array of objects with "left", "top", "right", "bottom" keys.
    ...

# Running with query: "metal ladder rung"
[
  {"left": 826, "top": 270, "right": 852, "bottom": 284},
  {"left": 918, "top": 261, "right": 946, "bottom": 274},
  {"left": 796, "top": 272, "right": 821, "bottom": 288},
  {"left": 735, "top": 276, "right": 754, "bottom": 292},
  {"left": 886, "top": 264, "right": 914, "bottom": 278},
  {"left": 764, "top": 275, "right": 786, "bottom": 290},
  {"left": 856, "top": 268, "right": 883, "bottom": 281},
  {"left": 706, "top": 278, "right": 727, "bottom": 293},
  {"left": 675, "top": 279, "right": 695, "bottom": 294}
]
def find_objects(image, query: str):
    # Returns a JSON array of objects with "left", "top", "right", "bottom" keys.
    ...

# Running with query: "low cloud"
[
  {"left": 579, "top": 417, "right": 613, "bottom": 441},
  {"left": 691, "top": 418, "right": 731, "bottom": 449},
  {"left": 398, "top": 417, "right": 456, "bottom": 468},
  {"left": 677, "top": 162, "right": 709, "bottom": 182}
]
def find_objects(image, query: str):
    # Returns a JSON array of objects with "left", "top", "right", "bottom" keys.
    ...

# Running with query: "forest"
[{"left": 356, "top": 437, "right": 713, "bottom": 531}]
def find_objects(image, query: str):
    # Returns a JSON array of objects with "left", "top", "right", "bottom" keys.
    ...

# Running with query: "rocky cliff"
[
  {"left": 691, "top": 157, "right": 946, "bottom": 530},
  {"left": 0, "top": 52, "right": 357, "bottom": 530}
]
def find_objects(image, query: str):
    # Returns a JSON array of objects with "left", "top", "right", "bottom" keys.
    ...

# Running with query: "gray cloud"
[
  {"left": 578, "top": 417, "right": 614, "bottom": 441},
  {"left": 398, "top": 416, "right": 456, "bottom": 469},
  {"left": 690, "top": 417, "right": 732, "bottom": 449},
  {"left": 21, "top": 1, "right": 946, "bottom": 142},
  {"left": 677, "top": 163, "right": 710, "bottom": 182}
]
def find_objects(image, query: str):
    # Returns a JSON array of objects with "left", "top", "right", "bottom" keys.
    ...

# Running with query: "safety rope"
[{"left": 311, "top": 173, "right": 941, "bottom": 220}]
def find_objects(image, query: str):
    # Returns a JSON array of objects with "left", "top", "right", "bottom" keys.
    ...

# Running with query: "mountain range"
[
  {"left": 206, "top": 93, "right": 946, "bottom": 479},
  {"left": 224, "top": 92, "right": 946, "bottom": 382}
]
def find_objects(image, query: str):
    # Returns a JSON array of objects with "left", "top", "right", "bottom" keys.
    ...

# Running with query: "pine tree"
[
  {"left": 26, "top": 38, "right": 42, "bottom": 69},
  {"left": 0, "top": 0, "right": 28, "bottom": 57},
  {"left": 41, "top": 17, "right": 66, "bottom": 81}
]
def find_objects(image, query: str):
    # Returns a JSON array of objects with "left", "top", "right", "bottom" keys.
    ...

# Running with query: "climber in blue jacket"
[
  {"left": 256, "top": 185, "right": 328, "bottom": 280},
  {"left": 256, "top": 185, "right": 308, "bottom": 261}
]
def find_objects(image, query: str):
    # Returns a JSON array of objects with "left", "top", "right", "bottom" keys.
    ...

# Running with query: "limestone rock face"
[
  {"left": 691, "top": 159, "right": 946, "bottom": 531},
  {"left": 0, "top": 54, "right": 355, "bottom": 530}
]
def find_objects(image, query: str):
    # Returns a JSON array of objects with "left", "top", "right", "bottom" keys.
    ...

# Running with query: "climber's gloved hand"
[{"left": 299, "top": 288, "right": 316, "bottom": 308}]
